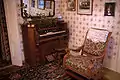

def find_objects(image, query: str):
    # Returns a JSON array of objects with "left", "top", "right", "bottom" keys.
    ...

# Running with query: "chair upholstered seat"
[
  {"left": 66, "top": 55, "right": 93, "bottom": 71},
  {"left": 65, "top": 53, "right": 103, "bottom": 77}
]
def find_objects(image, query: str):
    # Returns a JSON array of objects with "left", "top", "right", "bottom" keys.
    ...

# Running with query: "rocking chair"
[{"left": 63, "top": 28, "right": 112, "bottom": 80}]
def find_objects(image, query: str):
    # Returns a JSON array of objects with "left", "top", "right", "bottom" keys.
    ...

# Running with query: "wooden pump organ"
[{"left": 22, "top": 20, "right": 68, "bottom": 65}]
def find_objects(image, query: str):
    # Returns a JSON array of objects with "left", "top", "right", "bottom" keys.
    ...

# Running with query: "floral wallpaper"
[
  {"left": 15, "top": 0, "right": 120, "bottom": 72},
  {"left": 15, "top": 0, "right": 25, "bottom": 62},
  {"left": 58, "top": 0, "right": 120, "bottom": 72}
]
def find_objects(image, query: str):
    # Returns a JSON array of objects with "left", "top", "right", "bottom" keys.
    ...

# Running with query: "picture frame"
[
  {"left": 38, "top": 0, "right": 45, "bottom": 9},
  {"left": 77, "top": 0, "right": 93, "bottom": 15},
  {"left": 104, "top": 2, "right": 115, "bottom": 16},
  {"left": 31, "top": 0, "right": 35, "bottom": 7},
  {"left": 67, "top": 0, "right": 76, "bottom": 11},
  {"left": 45, "top": 0, "right": 52, "bottom": 9}
]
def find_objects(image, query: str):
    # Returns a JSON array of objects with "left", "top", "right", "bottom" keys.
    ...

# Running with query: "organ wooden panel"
[{"left": 22, "top": 22, "right": 68, "bottom": 66}]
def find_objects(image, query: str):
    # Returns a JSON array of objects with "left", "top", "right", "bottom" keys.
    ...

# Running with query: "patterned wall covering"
[
  {"left": 15, "top": 0, "right": 120, "bottom": 72},
  {"left": 59, "top": 0, "right": 120, "bottom": 72},
  {"left": 0, "top": 0, "right": 11, "bottom": 62}
]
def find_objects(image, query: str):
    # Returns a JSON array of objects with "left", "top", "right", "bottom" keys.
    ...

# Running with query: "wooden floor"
[
  {"left": 0, "top": 65, "right": 21, "bottom": 77},
  {"left": 65, "top": 67, "right": 120, "bottom": 80},
  {"left": 0, "top": 58, "right": 11, "bottom": 68},
  {"left": 103, "top": 68, "right": 120, "bottom": 80}
]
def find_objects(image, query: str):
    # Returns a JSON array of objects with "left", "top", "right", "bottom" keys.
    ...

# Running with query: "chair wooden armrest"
[
  {"left": 69, "top": 46, "right": 83, "bottom": 52},
  {"left": 63, "top": 53, "right": 69, "bottom": 60},
  {"left": 63, "top": 53, "right": 69, "bottom": 68}
]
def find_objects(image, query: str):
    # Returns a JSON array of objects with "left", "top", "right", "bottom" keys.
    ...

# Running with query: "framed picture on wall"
[
  {"left": 67, "top": 0, "right": 76, "bottom": 11},
  {"left": 77, "top": 0, "right": 93, "bottom": 15},
  {"left": 38, "top": 0, "right": 45, "bottom": 9},
  {"left": 104, "top": 2, "right": 115, "bottom": 16},
  {"left": 45, "top": 0, "right": 52, "bottom": 9}
]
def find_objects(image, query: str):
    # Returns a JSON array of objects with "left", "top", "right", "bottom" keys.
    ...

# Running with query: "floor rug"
[{"left": 8, "top": 61, "right": 74, "bottom": 80}]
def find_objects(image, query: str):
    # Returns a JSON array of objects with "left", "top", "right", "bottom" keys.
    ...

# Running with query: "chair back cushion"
[{"left": 83, "top": 28, "right": 109, "bottom": 56}]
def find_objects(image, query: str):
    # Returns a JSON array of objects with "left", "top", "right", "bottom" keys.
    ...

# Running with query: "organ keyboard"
[{"left": 40, "top": 30, "right": 66, "bottom": 37}]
